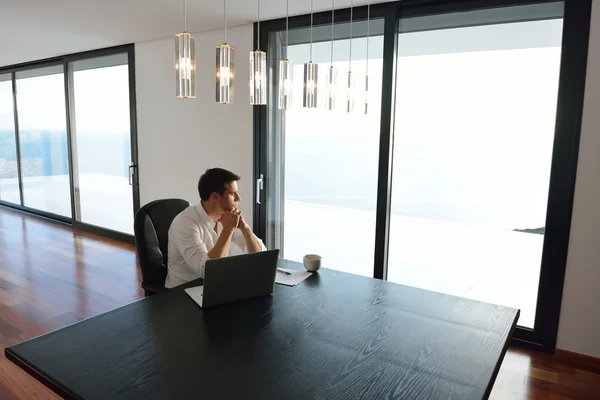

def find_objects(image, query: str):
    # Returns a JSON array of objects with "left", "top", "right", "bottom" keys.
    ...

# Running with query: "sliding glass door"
[
  {"left": 388, "top": 8, "right": 564, "bottom": 329},
  {"left": 68, "top": 54, "right": 136, "bottom": 234},
  {"left": 264, "top": 20, "right": 384, "bottom": 277},
  {"left": 256, "top": 0, "right": 591, "bottom": 351},
  {"left": 0, "top": 46, "right": 139, "bottom": 240},
  {"left": 16, "top": 65, "right": 72, "bottom": 217},
  {"left": 0, "top": 74, "right": 20, "bottom": 205}
]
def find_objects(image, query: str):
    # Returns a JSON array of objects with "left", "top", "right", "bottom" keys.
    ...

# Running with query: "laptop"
[{"left": 185, "top": 249, "right": 280, "bottom": 309}]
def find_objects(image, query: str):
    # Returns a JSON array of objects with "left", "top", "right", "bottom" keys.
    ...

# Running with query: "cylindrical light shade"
[
  {"left": 346, "top": 71, "right": 354, "bottom": 112},
  {"left": 326, "top": 66, "right": 337, "bottom": 110},
  {"left": 278, "top": 59, "right": 293, "bottom": 110},
  {"left": 303, "top": 62, "right": 318, "bottom": 108},
  {"left": 250, "top": 50, "right": 267, "bottom": 105},
  {"left": 216, "top": 44, "right": 235, "bottom": 104},
  {"left": 175, "top": 33, "right": 196, "bottom": 98},
  {"left": 364, "top": 75, "right": 369, "bottom": 114}
]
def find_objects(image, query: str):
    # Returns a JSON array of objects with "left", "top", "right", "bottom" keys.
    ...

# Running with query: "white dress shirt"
[{"left": 165, "top": 203, "right": 265, "bottom": 288}]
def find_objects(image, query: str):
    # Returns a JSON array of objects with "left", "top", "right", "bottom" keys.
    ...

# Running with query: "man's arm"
[
  {"left": 235, "top": 213, "right": 266, "bottom": 253},
  {"left": 208, "top": 210, "right": 241, "bottom": 258},
  {"left": 171, "top": 221, "right": 210, "bottom": 278},
  {"left": 239, "top": 225, "right": 265, "bottom": 253},
  {"left": 172, "top": 212, "right": 240, "bottom": 280},
  {"left": 207, "top": 227, "right": 235, "bottom": 259}
]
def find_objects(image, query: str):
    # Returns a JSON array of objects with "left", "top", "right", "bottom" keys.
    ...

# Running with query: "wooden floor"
[{"left": 0, "top": 207, "right": 598, "bottom": 399}]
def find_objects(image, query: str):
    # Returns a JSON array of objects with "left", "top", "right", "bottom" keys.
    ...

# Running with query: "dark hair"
[{"left": 198, "top": 168, "right": 241, "bottom": 201}]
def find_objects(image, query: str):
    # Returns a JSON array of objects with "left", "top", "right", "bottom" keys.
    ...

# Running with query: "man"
[{"left": 165, "top": 168, "right": 265, "bottom": 288}]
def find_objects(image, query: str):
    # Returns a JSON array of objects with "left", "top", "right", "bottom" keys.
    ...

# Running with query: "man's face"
[{"left": 217, "top": 181, "right": 241, "bottom": 212}]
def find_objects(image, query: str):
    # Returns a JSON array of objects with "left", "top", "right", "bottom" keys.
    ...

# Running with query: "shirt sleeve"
[
  {"left": 171, "top": 217, "right": 210, "bottom": 279},
  {"left": 231, "top": 229, "right": 267, "bottom": 253}
]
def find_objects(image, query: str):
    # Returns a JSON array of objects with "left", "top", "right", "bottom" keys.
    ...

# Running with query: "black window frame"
[
  {"left": 0, "top": 44, "right": 140, "bottom": 244},
  {"left": 254, "top": 0, "right": 592, "bottom": 352}
]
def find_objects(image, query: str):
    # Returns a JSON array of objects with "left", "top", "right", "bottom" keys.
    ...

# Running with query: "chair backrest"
[{"left": 134, "top": 198, "right": 190, "bottom": 290}]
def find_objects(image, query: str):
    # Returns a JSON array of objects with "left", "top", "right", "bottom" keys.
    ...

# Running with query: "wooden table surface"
[{"left": 5, "top": 259, "right": 518, "bottom": 400}]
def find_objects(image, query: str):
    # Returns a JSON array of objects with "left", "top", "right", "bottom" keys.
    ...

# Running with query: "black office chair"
[{"left": 134, "top": 198, "right": 190, "bottom": 297}]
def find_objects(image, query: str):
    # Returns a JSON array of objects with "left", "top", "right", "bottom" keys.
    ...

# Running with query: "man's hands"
[
  {"left": 237, "top": 212, "right": 251, "bottom": 232},
  {"left": 220, "top": 208, "right": 251, "bottom": 232},
  {"left": 220, "top": 209, "right": 241, "bottom": 231},
  {"left": 219, "top": 207, "right": 263, "bottom": 253}
]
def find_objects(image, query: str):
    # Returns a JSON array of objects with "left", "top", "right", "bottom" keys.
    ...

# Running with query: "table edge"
[
  {"left": 5, "top": 308, "right": 521, "bottom": 400},
  {"left": 482, "top": 308, "right": 521, "bottom": 400},
  {"left": 5, "top": 347, "right": 81, "bottom": 400},
  {"left": 4, "top": 262, "right": 521, "bottom": 400}
]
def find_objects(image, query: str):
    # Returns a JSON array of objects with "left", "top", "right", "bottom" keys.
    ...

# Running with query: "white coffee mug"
[{"left": 303, "top": 254, "right": 321, "bottom": 272}]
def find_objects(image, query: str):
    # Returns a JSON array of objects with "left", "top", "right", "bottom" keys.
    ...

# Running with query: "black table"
[{"left": 6, "top": 260, "right": 519, "bottom": 400}]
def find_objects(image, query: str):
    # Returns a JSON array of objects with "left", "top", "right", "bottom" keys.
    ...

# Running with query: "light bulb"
[
  {"left": 364, "top": 75, "right": 369, "bottom": 114},
  {"left": 250, "top": 49, "right": 267, "bottom": 105},
  {"left": 181, "top": 57, "right": 194, "bottom": 79},
  {"left": 175, "top": 32, "right": 196, "bottom": 98},
  {"left": 346, "top": 71, "right": 354, "bottom": 112},
  {"left": 279, "top": 59, "right": 293, "bottom": 110},
  {"left": 326, "top": 66, "right": 337, "bottom": 110},
  {"left": 216, "top": 43, "right": 235, "bottom": 103},
  {"left": 220, "top": 67, "right": 230, "bottom": 86},
  {"left": 283, "top": 79, "right": 292, "bottom": 95},
  {"left": 303, "top": 62, "right": 318, "bottom": 108}
]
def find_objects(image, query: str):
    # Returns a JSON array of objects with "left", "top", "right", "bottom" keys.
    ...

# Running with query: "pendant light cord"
[
  {"left": 310, "top": 0, "right": 313, "bottom": 62},
  {"left": 330, "top": 0, "right": 334, "bottom": 67},
  {"left": 286, "top": 0, "right": 289, "bottom": 49},
  {"left": 224, "top": 0, "right": 227, "bottom": 43},
  {"left": 349, "top": 0, "right": 353, "bottom": 70},
  {"left": 184, "top": 0, "right": 187, "bottom": 32},
  {"left": 257, "top": 0, "right": 261, "bottom": 50},
  {"left": 366, "top": 0, "right": 370, "bottom": 76}
]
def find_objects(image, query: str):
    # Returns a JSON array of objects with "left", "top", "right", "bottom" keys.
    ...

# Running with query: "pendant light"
[
  {"left": 175, "top": 0, "right": 196, "bottom": 98},
  {"left": 303, "top": 0, "right": 318, "bottom": 108},
  {"left": 278, "top": 0, "right": 293, "bottom": 110},
  {"left": 364, "top": 0, "right": 370, "bottom": 114},
  {"left": 216, "top": 0, "right": 235, "bottom": 104},
  {"left": 250, "top": 0, "right": 267, "bottom": 105},
  {"left": 326, "top": 0, "right": 337, "bottom": 110},
  {"left": 346, "top": 0, "right": 354, "bottom": 113}
]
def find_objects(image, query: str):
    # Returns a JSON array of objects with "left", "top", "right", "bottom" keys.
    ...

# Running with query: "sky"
[
  {"left": 0, "top": 65, "right": 130, "bottom": 133},
  {"left": 282, "top": 19, "right": 563, "bottom": 230}
]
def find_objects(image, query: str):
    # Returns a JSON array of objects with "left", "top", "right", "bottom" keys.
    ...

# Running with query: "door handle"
[
  {"left": 129, "top": 164, "right": 135, "bottom": 186},
  {"left": 256, "top": 174, "right": 264, "bottom": 204}
]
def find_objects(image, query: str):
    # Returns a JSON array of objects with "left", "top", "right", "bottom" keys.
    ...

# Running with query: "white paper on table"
[{"left": 275, "top": 268, "right": 312, "bottom": 286}]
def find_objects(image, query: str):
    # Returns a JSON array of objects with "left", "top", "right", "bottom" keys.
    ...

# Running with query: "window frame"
[
  {"left": 0, "top": 44, "right": 139, "bottom": 243},
  {"left": 254, "top": 0, "right": 593, "bottom": 352}
]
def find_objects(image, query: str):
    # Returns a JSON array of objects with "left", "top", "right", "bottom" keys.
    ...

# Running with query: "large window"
[
  {"left": 388, "top": 17, "right": 563, "bottom": 329},
  {"left": 0, "top": 46, "right": 138, "bottom": 241},
  {"left": 265, "top": 20, "right": 384, "bottom": 277},
  {"left": 0, "top": 74, "right": 20, "bottom": 205},
  {"left": 16, "top": 66, "right": 71, "bottom": 217},
  {"left": 69, "top": 54, "right": 134, "bottom": 234},
  {"left": 256, "top": 0, "right": 590, "bottom": 351}
]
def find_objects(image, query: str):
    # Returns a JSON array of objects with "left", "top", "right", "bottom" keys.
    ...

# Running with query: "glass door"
[
  {"left": 15, "top": 65, "right": 72, "bottom": 218},
  {"left": 256, "top": 0, "right": 592, "bottom": 350},
  {"left": 0, "top": 46, "right": 139, "bottom": 240},
  {"left": 387, "top": 5, "right": 564, "bottom": 329},
  {"left": 67, "top": 53, "right": 138, "bottom": 235},
  {"left": 263, "top": 19, "right": 385, "bottom": 276},
  {"left": 0, "top": 74, "right": 21, "bottom": 205}
]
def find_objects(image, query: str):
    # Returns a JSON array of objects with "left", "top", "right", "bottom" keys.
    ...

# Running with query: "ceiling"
[{"left": 0, "top": 0, "right": 393, "bottom": 68}]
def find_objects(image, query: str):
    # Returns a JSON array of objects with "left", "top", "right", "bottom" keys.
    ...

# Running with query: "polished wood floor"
[{"left": 0, "top": 207, "right": 598, "bottom": 399}]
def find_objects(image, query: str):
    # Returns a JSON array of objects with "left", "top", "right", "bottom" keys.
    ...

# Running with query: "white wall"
[
  {"left": 556, "top": 0, "right": 600, "bottom": 358},
  {"left": 135, "top": 24, "right": 254, "bottom": 221}
]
